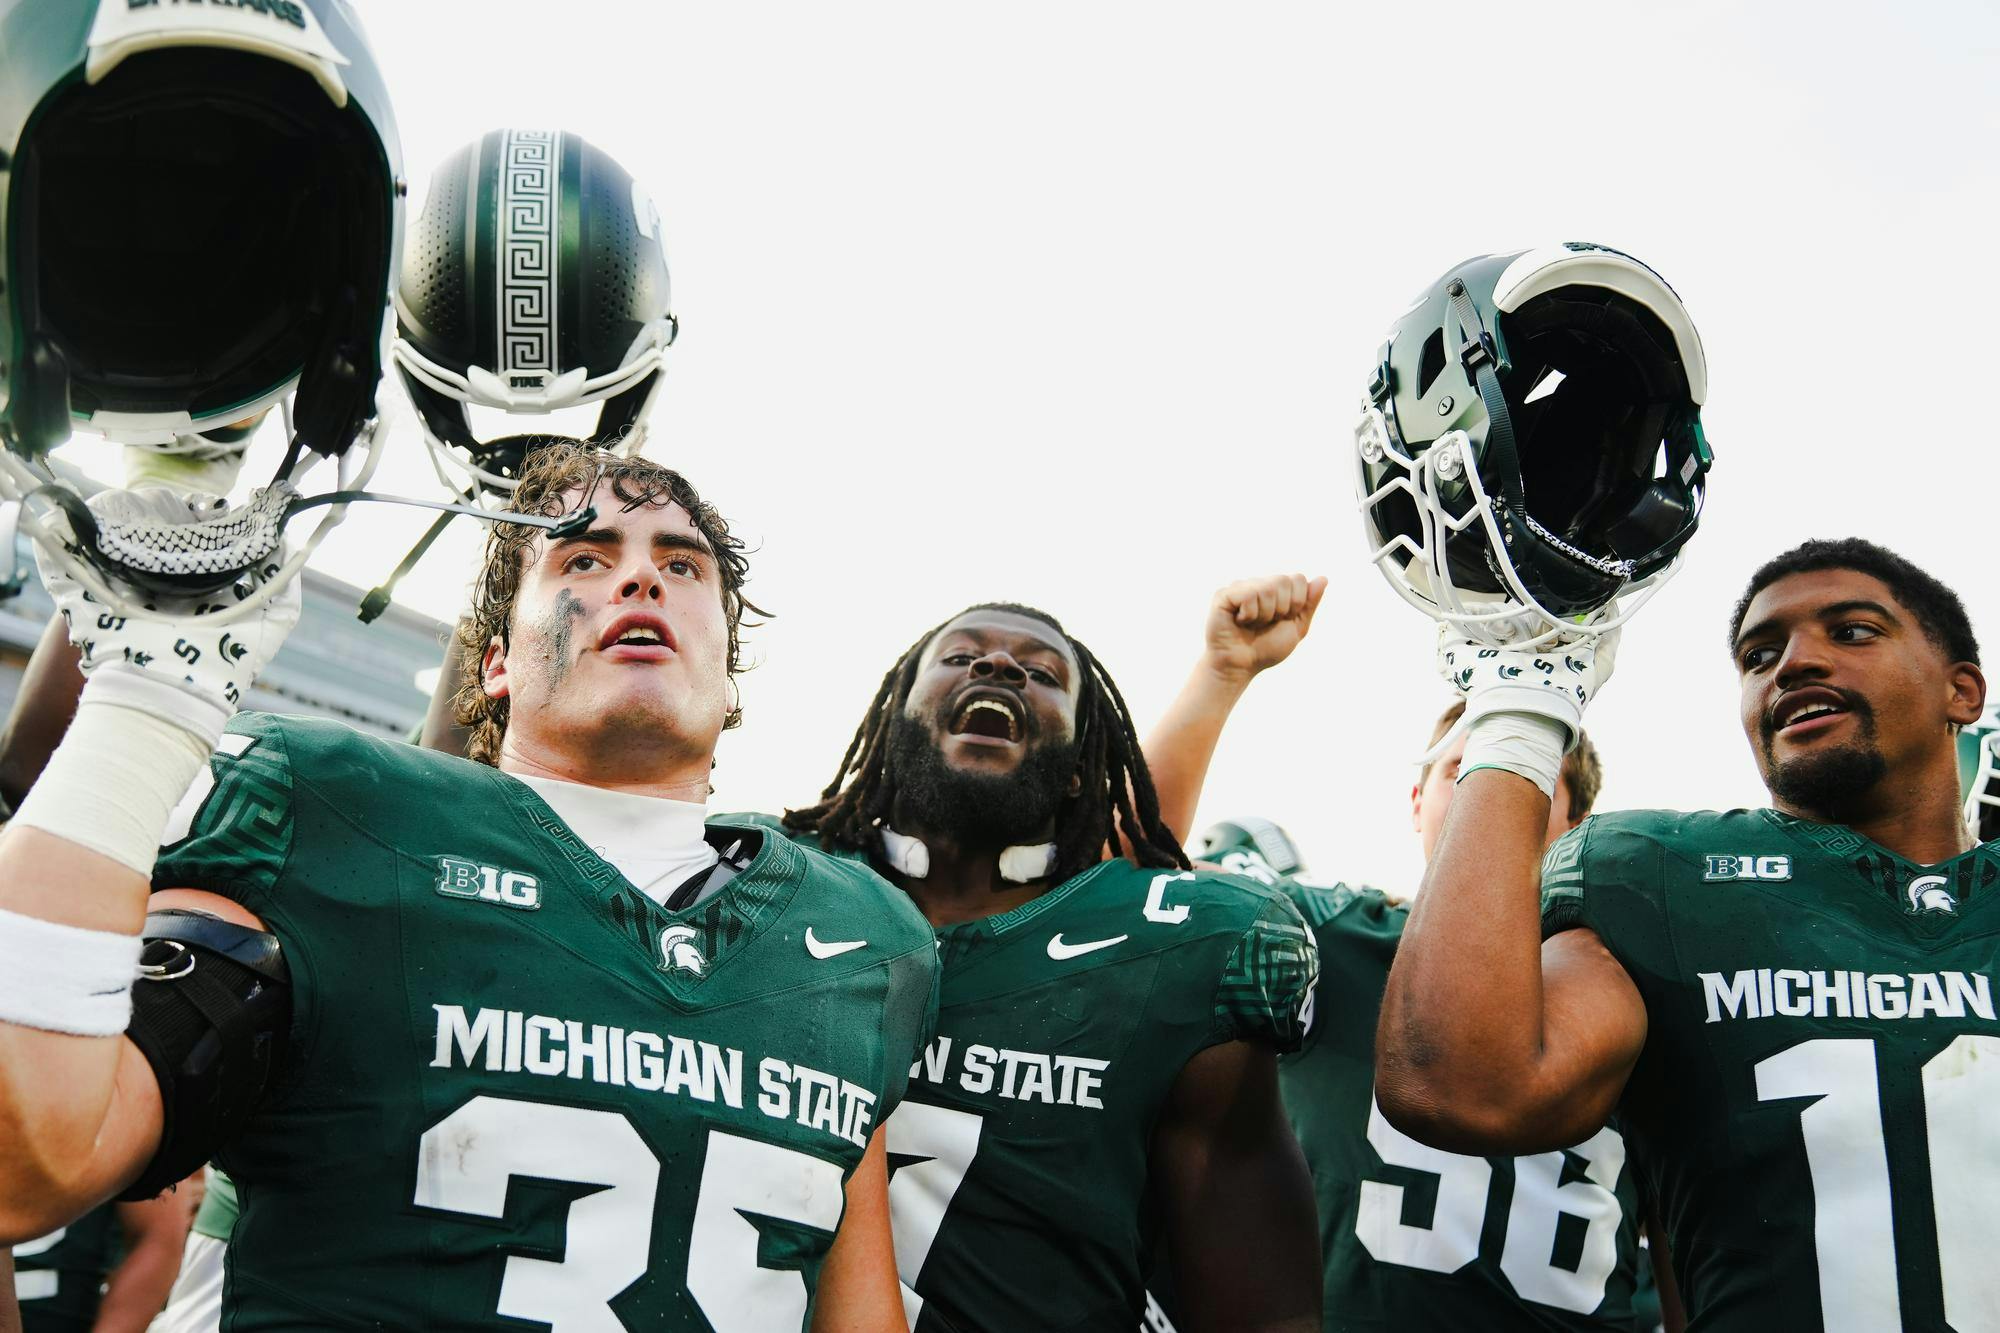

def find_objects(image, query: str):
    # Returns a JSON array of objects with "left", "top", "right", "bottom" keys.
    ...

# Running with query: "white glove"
[
  {"left": 35, "top": 488, "right": 302, "bottom": 746},
  {"left": 1436, "top": 623, "right": 1618, "bottom": 797}
]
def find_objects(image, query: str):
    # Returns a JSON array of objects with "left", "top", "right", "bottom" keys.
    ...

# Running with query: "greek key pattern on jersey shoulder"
[
  {"left": 159, "top": 732, "right": 291, "bottom": 896},
  {"left": 1287, "top": 879, "right": 1363, "bottom": 929},
  {"left": 1213, "top": 903, "right": 1318, "bottom": 1051},
  {"left": 496, "top": 128, "right": 560, "bottom": 372}
]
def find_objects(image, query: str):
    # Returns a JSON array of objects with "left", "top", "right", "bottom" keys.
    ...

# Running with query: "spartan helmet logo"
[
  {"left": 658, "top": 924, "right": 706, "bottom": 975},
  {"left": 1907, "top": 874, "right": 1958, "bottom": 915}
]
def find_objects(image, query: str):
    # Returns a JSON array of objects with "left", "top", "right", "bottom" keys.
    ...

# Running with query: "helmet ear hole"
[
  {"left": 1416, "top": 328, "right": 1448, "bottom": 399},
  {"left": 17, "top": 336, "right": 73, "bottom": 458}
]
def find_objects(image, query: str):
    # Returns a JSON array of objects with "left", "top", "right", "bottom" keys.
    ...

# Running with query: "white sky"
[{"left": 62, "top": 0, "right": 2000, "bottom": 893}]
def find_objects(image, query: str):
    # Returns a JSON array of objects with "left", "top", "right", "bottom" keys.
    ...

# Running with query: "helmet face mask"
[
  {"left": 1356, "top": 244, "right": 1713, "bottom": 646},
  {"left": 0, "top": 0, "right": 403, "bottom": 620},
  {"left": 392, "top": 128, "right": 676, "bottom": 507}
]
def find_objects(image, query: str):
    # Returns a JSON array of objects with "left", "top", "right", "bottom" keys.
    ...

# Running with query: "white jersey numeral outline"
[
  {"left": 1754, "top": 1032, "right": 2000, "bottom": 1330},
  {"left": 415, "top": 1095, "right": 844, "bottom": 1331},
  {"left": 1356, "top": 1092, "right": 1627, "bottom": 1314}
]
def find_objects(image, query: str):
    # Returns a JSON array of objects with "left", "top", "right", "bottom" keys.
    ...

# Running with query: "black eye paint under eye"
[{"left": 541, "top": 588, "right": 588, "bottom": 692}]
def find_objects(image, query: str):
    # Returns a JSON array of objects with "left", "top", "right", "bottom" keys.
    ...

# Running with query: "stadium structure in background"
[{"left": 0, "top": 522, "right": 444, "bottom": 739}]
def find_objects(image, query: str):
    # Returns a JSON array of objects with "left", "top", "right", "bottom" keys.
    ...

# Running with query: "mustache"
[{"left": 1761, "top": 686, "right": 1874, "bottom": 743}]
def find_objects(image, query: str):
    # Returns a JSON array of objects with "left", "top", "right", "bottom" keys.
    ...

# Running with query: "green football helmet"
[
  {"left": 393, "top": 129, "right": 676, "bottom": 506},
  {"left": 1356, "top": 244, "right": 1713, "bottom": 646},
  {"left": 1191, "top": 817, "right": 1306, "bottom": 883},
  {"left": 0, "top": 0, "right": 402, "bottom": 618},
  {"left": 1958, "top": 712, "right": 2000, "bottom": 843}
]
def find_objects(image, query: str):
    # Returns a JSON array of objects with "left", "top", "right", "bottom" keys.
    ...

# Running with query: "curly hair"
[
  {"left": 782, "top": 602, "right": 1189, "bottom": 882},
  {"left": 453, "top": 442, "right": 763, "bottom": 766}
]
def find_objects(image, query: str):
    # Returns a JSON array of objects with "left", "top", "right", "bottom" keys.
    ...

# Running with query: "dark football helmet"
[
  {"left": 393, "top": 129, "right": 675, "bottom": 505},
  {"left": 0, "top": 0, "right": 403, "bottom": 617},
  {"left": 1356, "top": 244, "right": 1712, "bottom": 646}
]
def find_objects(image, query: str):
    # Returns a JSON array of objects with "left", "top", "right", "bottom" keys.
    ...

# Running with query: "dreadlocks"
[{"left": 783, "top": 602, "right": 1189, "bottom": 882}]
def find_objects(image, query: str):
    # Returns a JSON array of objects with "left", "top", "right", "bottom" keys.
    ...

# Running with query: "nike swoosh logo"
[
  {"left": 805, "top": 927, "right": 868, "bottom": 959},
  {"left": 1047, "top": 933, "right": 1128, "bottom": 960}
]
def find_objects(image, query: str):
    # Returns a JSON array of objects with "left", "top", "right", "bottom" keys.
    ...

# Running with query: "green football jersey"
[
  {"left": 1542, "top": 807, "right": 2000, "bottom": 1331},
  {"left": 154, "top": 714, "right": 940, "bottom": 1331},
  {"left": 754, "top": 821, "right": 1319, "bottom": 1332},
  {"left": 11, "top": 1204, "right": 116, "bottom": 1332},
  {"left": 1277, "top": 876, "right": 1645, "bottom": 1331}
]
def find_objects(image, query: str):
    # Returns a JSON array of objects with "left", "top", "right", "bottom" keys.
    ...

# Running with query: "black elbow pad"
[{"left": 119, "top": 909, "right": 291, "bottom": 1201}]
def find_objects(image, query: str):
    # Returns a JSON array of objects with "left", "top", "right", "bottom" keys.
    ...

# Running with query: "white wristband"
[
  {"left": 0, "top": 906, "right": 140, "bottom": 1035},
  {"left": 13, "top": 678, "right": 218, "bottom": 875},
  {"left": 1459, "top": 709, "right": 1568, "bottom": 799}
]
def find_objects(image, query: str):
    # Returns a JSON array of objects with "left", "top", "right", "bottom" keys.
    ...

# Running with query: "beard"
[
  {"left": 885, "top": 711, "right": 1080, "bottom": 850},
  {"left": 1762, "top": 697, "right": 1888, "bottom": 820}
]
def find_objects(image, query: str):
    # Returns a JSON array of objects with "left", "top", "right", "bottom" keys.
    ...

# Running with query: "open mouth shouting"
[
  {"left": 947, "top": 689, "right": 1026, "bottom": 746},
  {"left": 1770, "top": 686, "right": 1859, "bottom": 741},
  {"left": 600, "top": 611, "right": 678, "bottom": 662}
]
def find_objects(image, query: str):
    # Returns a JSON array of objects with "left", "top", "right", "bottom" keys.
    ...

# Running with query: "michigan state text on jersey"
[
  {"left": 1543, "top": 808, "right": 2000, "bottom": 1329},
  {"left": 763, "top": 819, "right": 1315, "bottom": 1331},
  {"left": 1381, "top": 542, "right": 1994, "bottom": 1330},
  {"left": 774, "top": 601, "right": 1322, "bottom": 1332},
  {"left": 0, "top": 449, "right": 940, "bottom": 1331},
  {"left": 147, "top": 714, "right": 936, "bottom": 1328}
]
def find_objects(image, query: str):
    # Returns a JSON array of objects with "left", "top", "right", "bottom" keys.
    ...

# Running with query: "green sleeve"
[
  {"left": 1538, "top": 811, "right": 1675, "bottom": 981},
  {"left": 153, "top": 714, "right": 295, "bottom": 909},
  {"left": 879, "top": 947, "right": 943, "bottom": 1122},
  {"left": 1211, "top": 889, "right": 1320, "bottom": 1053}
]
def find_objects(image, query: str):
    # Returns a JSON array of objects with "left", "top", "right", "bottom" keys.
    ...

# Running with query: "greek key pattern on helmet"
[{"left": 496, "top": 128, "right": 560, "bottom": 372}]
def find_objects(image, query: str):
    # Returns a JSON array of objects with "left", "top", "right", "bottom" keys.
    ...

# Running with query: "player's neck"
[
  {"left": 878, "top": 823, "right": 1058, "bottom": 928},
  {"left": 497, "top": 730, "right": 713, "bottom": 803},
  {"left": 1776, "top": 753, "right": 1975, "bottom": 866}
]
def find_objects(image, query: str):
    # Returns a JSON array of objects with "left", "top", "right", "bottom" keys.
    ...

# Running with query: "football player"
[
  {"left": 0, "top": 444, "right": 939, "bottom": 1329},
  {"left": 1137, "top": 578, "right": 1669, "bottom": 1331},
  {"left": 8, "top": 1192, "right": 193, "bottom": 1333},
  {"left": 1169, "top": 743, "right": 1674, "bottom": 1331},
  {"left": 1378, "top": 537, "right": 1994, "bottom": 1329},
  {"left": 769, "top": 589, "right": 1324, "bottom": 1332}
]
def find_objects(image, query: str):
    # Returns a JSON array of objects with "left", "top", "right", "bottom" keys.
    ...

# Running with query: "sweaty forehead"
[{"left": 929, "top": 610, "right": 1078, "bottom": 670}]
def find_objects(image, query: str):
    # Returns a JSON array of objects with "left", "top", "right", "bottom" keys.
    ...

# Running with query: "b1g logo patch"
[
  {"left": 435, "top": 857, "right": 541, "bottom": 910},
  {"left": 1703, "top": 854, "right": 1792, "bottom": 882}
]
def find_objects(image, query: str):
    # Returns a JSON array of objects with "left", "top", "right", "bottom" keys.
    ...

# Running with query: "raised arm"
[
  {"left": 1376, "top": 769, "right": 1645, "bottom": 1153},
  {"left": 1374, "top": 630, "right": 1645, "bottom": 1154},
  {"left": 1143, "top": 575, "right": 1325, "bottom": 841},
  {"left": 0, "top": 501, "right": 298, "bottom": 1239},
  {"left": 1153, "top": 1039, "right": 1320, "bottom": 1333}
]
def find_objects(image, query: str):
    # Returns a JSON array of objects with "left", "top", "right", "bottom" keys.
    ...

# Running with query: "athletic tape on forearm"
[
  {"left": 1458, "top": 709, "right": 1569, "bottom": 799},
  {"left": 0, "top": 906, "right": 141, "bottom": 1035},
  {"left": 13, "top": 671, "right": 221, "bottom": 876}
]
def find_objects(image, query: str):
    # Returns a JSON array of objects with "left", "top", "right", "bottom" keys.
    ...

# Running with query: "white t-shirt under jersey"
[{"left": 516, "top": 774, "right": 720, "bottom": 908}]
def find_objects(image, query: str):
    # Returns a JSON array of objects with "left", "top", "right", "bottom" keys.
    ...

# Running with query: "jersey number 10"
[{"left": 1756, "top": 1033, "right": 2000, "bottom": 1331}]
